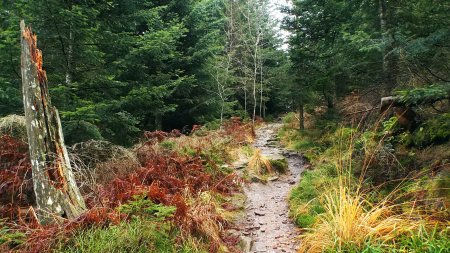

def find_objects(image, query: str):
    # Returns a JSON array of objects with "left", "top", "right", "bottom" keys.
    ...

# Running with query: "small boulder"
[{"left": 239, "top": 235, "right": 253, "bottom": 252}]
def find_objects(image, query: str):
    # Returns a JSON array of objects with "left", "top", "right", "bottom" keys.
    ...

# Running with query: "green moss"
[
  {"left": 295, "top": 214, "right": 315, "bottom": 228},
  {"left": 270, "top": 158, "right": 288, "bottom": 173}
]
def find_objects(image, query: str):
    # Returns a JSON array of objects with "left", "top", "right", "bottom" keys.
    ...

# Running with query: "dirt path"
[{"left": 242, "top": 123, "right": 305, "bottom": 252}]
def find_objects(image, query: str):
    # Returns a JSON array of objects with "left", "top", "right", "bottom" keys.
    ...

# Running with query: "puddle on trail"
[{"left": 242, "top": 123, "right": 305, "bottom": 253}]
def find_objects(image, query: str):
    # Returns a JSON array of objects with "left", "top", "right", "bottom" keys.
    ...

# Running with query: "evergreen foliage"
[
  {"left": 0, "top": 0, "right": 287, "bottom": 145},
  {"left": 284, "top": 0, "right": 450, "bottom": 123}
]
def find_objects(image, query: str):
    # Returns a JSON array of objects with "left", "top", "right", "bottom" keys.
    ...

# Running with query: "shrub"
[
  {"left": 117, "top": 195, "right": 176, "bottom": 222},
  {"left": 412, "top": 113, "right": 450, "bottom": 147},
  {"left": 63, "top": 120, "right": 103, "bottom": 145},
  {"left": 69, "top": 140, "right": 140, "bottom": 188}
]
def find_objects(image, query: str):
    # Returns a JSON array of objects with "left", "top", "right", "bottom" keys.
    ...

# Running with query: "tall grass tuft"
[
  {"left": 299, "top": 185, "right": 419, "bottom": 253},
  {"left": 248, "top": 149, "right": 273, "bottom": 175},
  {"left": 296, "top": 119, "right": 440, "bottom": 252}
]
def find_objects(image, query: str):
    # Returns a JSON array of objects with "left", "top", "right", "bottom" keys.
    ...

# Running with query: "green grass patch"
[
  {"left": 0, "top": 220, "right": 26, "bottom": 249},
  {"left": 270, "top": 158, "right": 288, "bottom": 173},
  {"left": 55, "top": 197, "right": 207, "bottom": 253},
  {"left": 160, "top": 140, "right": 176, "bottom": 150},
  {"left": 335, "top": 226, "right": 450, "bottom": 253},
  {"left": 289, "top": 168, "right": 336, "bottom": 228},
  {"left": 55, "top": 218, "right": 206, "bottom": 253},
  {"left": 412, "top": 113, "right": 450, "bottom": 147}
]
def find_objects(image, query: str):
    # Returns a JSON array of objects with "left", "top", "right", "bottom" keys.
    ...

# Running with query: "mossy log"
[{"left": 20, "top": 20, "right": 85, "bottom": 223}]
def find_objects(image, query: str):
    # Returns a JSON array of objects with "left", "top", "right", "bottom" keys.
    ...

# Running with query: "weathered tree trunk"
[
  {"left": 20, "top": 20, "right": 86, "bottom": 223},
  {"left": 299, "top": 100, "right": 305, "bottom": 130},
  {"left": 65, "top": 23, "right": 73, "bottom": 85}
]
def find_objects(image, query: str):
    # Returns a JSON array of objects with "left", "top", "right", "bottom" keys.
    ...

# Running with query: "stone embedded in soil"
[
  {"left": 254, "top": 211, "right": 265, "bottom": 216},
  {"left": 251, "top": 175, "right": 266, "bottom": 183},
  {"left": 268, "top": 176, "right": 279, "bottom": 181},
  {"left": 239, "top": 235, "right": 253, "bottom": 252}
]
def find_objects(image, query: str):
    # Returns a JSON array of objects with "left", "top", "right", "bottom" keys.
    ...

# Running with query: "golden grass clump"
[
  {"left": 299, "top": 184, "right": 420, "bottom": 253},
  {"left": 248, "top": 149, "right": 273, "bottom": 175},
  {"left": 0, "top": 114, "right": 27, "bottom": 142},
  {"left": 182, "top": 191, "right": 225, "bottom": 245}
]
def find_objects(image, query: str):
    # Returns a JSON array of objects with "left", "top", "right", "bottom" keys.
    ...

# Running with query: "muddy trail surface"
[{"left": 242, "top": 123, "right": 305, "bottom": 252}]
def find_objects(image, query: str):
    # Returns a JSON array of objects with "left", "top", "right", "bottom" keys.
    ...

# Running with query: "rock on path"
[{"left": 242, "top": 123, "right": 305, "bottom": 253}]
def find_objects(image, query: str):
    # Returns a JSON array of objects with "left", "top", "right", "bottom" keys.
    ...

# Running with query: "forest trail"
[{"left": 242, "top": 123, "right": 305, "bottom": 252}]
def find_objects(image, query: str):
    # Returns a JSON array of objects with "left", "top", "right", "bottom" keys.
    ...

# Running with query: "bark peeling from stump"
[{"left": 20, "top": 20, "right": 86, "bottom": 223}]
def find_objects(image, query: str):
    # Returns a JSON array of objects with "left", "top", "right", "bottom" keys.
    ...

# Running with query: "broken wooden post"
[{"left": 20, "top": 20, "right": 86, "bottom": 223}]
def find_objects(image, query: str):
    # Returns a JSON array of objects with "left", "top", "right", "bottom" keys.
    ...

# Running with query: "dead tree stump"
[{"left": 20, "top": 20, "right": 86, "bottom": 223}]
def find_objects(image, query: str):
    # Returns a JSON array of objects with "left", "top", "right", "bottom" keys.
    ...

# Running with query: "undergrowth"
[
  {"left": 0, "top": 117, "right": 254, "bottom": 252},
  {"left": 279, "top": 110, "right": 450, "bottom": 252}
]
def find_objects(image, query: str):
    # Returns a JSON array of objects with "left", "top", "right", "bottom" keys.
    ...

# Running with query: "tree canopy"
[{"left": 0, "top": 0, "right": 449, "bottom": 141}]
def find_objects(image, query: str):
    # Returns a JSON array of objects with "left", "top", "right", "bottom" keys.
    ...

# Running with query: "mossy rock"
[
  {"left": 250, "top": 174, "right": 267, "bottom": 184},
  {"left": 269, "top": 156, "right": 288, "bottom": 173}
]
